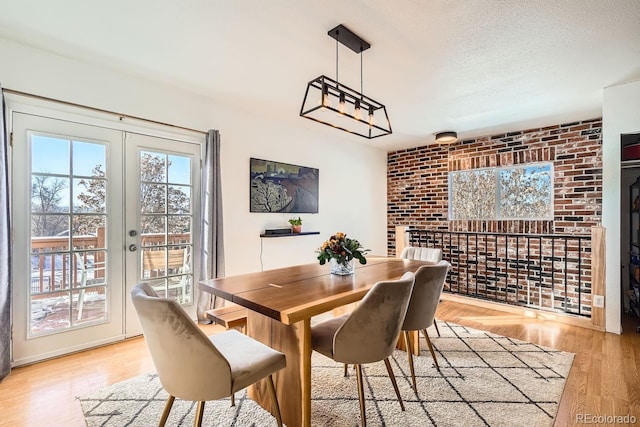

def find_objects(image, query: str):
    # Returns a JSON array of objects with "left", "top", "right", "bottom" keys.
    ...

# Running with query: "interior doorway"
[{"left": 621, "top": 131, "right": 640, "bottom": 333}]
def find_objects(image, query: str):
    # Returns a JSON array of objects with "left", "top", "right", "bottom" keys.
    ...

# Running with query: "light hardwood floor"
[{"left": 1, "top": 301, "right": 639, "bottom": 427}]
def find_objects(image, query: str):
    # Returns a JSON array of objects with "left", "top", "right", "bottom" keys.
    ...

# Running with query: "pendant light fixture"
[{"left": 300, "top": 24, "right": 392, "bottom": 139}]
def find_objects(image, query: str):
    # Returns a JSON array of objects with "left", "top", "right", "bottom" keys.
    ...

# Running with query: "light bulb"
[
  {"left": 321, "top": 85, "right": 330, "bottom": 109},
  {"left": 353, "top": 100, "right": 362, "bottom": 121},
  {"left": 338, "top": 92, "right": 346, "bottom": 114},
  {"left": 368, "top": 107, "right": 375, "bottom": 127}
]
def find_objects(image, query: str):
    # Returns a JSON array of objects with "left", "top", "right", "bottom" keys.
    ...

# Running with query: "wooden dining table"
[{"left": 199, "top": 256, "right": 431, "bottom": 427}]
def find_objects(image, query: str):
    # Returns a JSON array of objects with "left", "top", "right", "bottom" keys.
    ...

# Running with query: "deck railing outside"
[{"left": 30, "top": 231, "right": 191, "bottom": 294}]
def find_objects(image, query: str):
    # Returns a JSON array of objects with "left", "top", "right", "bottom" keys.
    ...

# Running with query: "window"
[{"left": 449, "top": 162, "right": 553, "bottom": 220}]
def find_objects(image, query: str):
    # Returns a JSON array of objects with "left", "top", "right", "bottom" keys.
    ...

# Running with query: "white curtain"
[
  {"left": 197, "top": 129, "right": 225, "bottom": 321},
  {"left": 0, "top": 86, "right": 12, "bottom": 381}
]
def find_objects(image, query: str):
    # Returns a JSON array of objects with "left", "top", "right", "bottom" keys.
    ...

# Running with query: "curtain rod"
[{"left": 2, "top": 88, "right": 208, "bottom": 135}]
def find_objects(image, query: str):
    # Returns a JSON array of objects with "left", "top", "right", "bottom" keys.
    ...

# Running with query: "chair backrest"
[
  {"left": 142, "top": 248, "right": 187, "bottom": 275},
  {"left": 402, "top": 261, "right": 451, "bottom": 331},
  {"left": 400, "top": 246, "right": 443, "bottom": 263},
  {"left": 333, "top": 272, "right": 415, "bottom": 364},
  {"left": 130, "top": 283, "right": 231, "bottom": 401}
]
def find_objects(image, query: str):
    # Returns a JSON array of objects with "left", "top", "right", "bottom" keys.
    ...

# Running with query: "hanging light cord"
[
  {"left": 360, "top": 46, "right": 364, "bottom": 99},
  {"left": 335, "top": 32, "right": 339, "bottom": 87}
]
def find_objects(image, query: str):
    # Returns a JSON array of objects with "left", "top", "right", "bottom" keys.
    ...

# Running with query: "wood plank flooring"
[{"left": 1, "top": 301, "right": 639, "bottom": 427}]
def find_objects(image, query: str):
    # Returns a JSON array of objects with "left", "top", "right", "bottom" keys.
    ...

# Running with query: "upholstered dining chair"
[
  {"left": 131, "top": 283, "right": 286, "bottom": 427},
  {"left": 399, "top": 246, "right": 443, "bottom": 263},
  {"left": 401, "top": 261, "right": 451, "bottom": 392},
  {"left": 310, "top": 272, "right": 415, "bottom": 427},
  {"left": 399, "top": 245, "right": 444, "bottom": 337}
]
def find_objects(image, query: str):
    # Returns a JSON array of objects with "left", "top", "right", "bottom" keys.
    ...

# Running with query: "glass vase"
[{"left": 329, "top": 258, "right": 355, "bottom": 275}]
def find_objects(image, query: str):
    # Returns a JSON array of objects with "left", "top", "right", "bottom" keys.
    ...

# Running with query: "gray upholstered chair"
[
  {"left": 399, "top": 245, "right": 444, "bottom": 336},
  {"left": 131, "top": 283, "right": 286, "bottom": 427},
  {"left": 310, "top": 272, "right": 415, "bottom": 427},
  {"left": 401, "top": 261, "right": 451, "bottom": 392},
  {"left": 399, "top": 246, "right": 443, "bottom": 263}
]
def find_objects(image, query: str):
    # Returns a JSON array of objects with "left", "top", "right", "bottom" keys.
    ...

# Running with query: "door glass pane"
[
  {"left": 32, "top": 136, "right": 69, "bottom": 175},
  {"left": 73, "top": 176, "right": 106, "bottom": 213},
  {"left": 168, "top": 185, "right": 191, "bottom": 214},
  {"left": 29, "top": 134, "right": 109, "bottom": 335},
  {"left": 169, "top": 215, "right": 191, "bottom": 234},
  {"left": 72, "top": 215, "right": 106, "bottom": 247},
  {"left": 31, "top": 215, "right": 70, "bottom": 251},
  {"left": 73, "top": 141, "right": 105, "bottom": 176},
  {"left": 168, "top": 154, "right": 190, "bottom": 184},
  {"left": 139, "top": 149, "right": 193, "bottom": 304},
  {"left": 142, "top": 184, "right": 166, "bottom": 213},
  {"left": 32, "top": 175, "right": 71, "bottom": 214},
  {"left": 141, "top": 151, "right": 166, "bottom": 182}
]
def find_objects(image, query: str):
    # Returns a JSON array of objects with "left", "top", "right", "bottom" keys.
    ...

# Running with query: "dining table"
[{"left": 198, "top": 256, "right": 432, "bottom": 427}]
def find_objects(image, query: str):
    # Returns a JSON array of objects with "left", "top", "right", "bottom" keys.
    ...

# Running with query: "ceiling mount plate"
[{"left": 328, "top": 24, "right": 370, "bottom": 53}]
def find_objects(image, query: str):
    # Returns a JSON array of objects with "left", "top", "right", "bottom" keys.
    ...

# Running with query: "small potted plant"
[{"left": 288, "top": 216, "right": 302, "bottom": 233}]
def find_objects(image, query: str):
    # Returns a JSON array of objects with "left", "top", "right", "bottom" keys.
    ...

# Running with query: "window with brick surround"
[{"left": 449, "top": 162, "right": 553, "bottom": 220}]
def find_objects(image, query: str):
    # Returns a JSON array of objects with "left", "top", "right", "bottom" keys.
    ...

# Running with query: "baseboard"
[
  {"left": 11, "top": 334, "right": 128, "bottom": 367},
  {"left": 441, "top": 293, "right": 604, "bottom": 332}
]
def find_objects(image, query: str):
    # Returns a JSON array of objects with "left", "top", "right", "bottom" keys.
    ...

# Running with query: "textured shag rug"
[{"left": 78, "top": 321, "right": 574, "bottom": 426}]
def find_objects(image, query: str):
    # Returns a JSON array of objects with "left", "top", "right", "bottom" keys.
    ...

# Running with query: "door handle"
[{"left": 129, "top": 244, "right": 138, "bottom": 252}]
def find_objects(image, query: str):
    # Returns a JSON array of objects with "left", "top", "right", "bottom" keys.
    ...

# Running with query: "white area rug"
[{"left": 78, "top": 322, "right": 574, "bottom": 426}]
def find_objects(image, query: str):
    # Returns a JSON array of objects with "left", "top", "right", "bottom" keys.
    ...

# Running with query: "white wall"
[
  {"left": 0, "top": 37, "right": 388, "bottom": 277},
  {"left": 602, "top": 79, "right": 640, "bottom": 333}
]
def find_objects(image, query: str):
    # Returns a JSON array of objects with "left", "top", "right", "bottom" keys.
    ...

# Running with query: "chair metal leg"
[
  {"left": 422, "top": 328, "right": 440, "bottom": 370},
  {"left": 355, "top": 364, "right": 367, "bottom": 427},
  {"left": 194, "top": 401, "right": 205, "bottom": 427},
  {"left": 231, "top": 392, "right": 235, "bottom": 407},
  {"left": 266, "top": 375, "right": 283, "bottom": 427},
  {"left": 159, "top": 395, "right": 175, "bottom": 427},
  {"left": 344, "top": 363, "right": 349, "bottom": 377},
  {"left": 433, "top": 319, "right": 441, "bottom": 337},
  {"left": 384, "top": 357, "right": 405, "bottom": 411},
  {"left": 403, "top": 331, "right": 417, "bottom": 393}
]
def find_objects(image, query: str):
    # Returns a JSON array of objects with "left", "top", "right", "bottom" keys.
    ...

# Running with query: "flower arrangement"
[{"left": 317, "top": 232, "right": 370, "bottom": 266}]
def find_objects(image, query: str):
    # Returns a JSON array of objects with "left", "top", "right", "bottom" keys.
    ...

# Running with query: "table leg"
[
  {"left": 395, "top": 330, "right": 420, "bottom": 355},
  {"left": 247, "top": 311, "right": 312, "bottom": 427}
]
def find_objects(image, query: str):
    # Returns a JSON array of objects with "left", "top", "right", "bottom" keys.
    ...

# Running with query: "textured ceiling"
[{"left": 0, "top": 0, "right": 639, "bottom": 151}]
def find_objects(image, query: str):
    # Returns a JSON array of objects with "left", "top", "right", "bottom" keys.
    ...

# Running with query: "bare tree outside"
[
  {"left": 31, "top": 174, "right": 69, "bottom": 237},
  {"left": 73, "top": 153, "right": 191, "bottom": 238},
  {"left": 450, "top": 169, "right": 496, "bottom": 219},
  {"left": 138, "top": 152, "right": 190, "bottom": 236},
  {"left": 74, "top": 165, "right": 106, "bottom": 236},
  {"left": 500, "top": 165, "right": 553, "bottom": 219},
  {"left": 449, "top": 162, "right": 553, "bottom": 220}
]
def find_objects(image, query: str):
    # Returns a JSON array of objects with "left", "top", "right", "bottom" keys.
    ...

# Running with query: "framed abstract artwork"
[{"left": 249, "top": 158, "right": 319, "bottom": 213}]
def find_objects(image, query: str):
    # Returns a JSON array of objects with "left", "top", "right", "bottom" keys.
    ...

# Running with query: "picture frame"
[{"left": 249, "top": 157, "right": 319, "bottom": 213}]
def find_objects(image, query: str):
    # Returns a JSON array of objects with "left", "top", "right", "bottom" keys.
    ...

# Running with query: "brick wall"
[
  {"left": 388, "top": 118, "right": 602, "bottom": 316},
  {"left": 388, "top": 118, "right": 603, "bottom": 250}
]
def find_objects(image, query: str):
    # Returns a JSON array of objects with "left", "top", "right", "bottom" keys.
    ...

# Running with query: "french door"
[
  {"left": 123, "top": 132, "right": 201, "bottom": 336},
  {"left": 11, "top": 112, "right": 201, "bottom": 365}
]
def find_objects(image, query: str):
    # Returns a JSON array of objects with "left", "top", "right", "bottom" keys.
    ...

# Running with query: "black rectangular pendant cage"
[{"left": 300, "top": 75, "right": 392, "bottom": 139}]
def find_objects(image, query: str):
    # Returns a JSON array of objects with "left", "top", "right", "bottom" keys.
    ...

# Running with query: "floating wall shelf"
[{"left": 259, "top": 231, "right": 320, "bottom": 238}]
